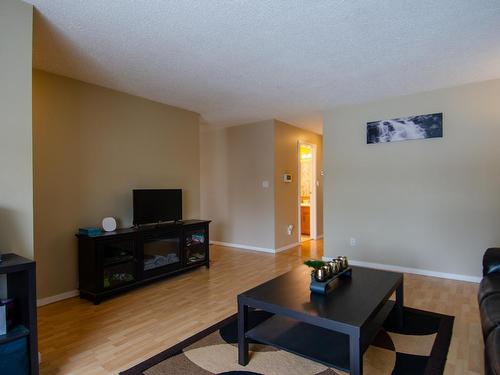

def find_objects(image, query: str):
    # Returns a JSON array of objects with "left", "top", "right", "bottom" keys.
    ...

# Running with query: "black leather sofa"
[{"left": 479, "top": 248, "right": 500, "bottom": 375}]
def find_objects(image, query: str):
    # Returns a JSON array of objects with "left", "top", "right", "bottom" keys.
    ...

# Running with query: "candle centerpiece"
[{"left": 304, "top": 256, "right": 352, "bottom": 295}]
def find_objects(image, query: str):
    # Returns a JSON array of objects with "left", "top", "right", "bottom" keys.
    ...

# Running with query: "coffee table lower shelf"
[{"left": 245, "top": 300, "right": 395, "bottom": 372}]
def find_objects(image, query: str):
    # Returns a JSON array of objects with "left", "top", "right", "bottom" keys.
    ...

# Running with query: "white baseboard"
[
  {"left": 322, "top": 257, "right": 481, "bottom": 283},
  {"left": 211, "top": 241, "right": 302, "bottom": 254},
  {"left": 210, "top": 241, "right": 275, "bottom": 253},
  {"left": 275, "top": 242, "right": 301, "bottom": 252},
  {"left": 37, "top": 290, "right": 79, "bottom": 307},
  {"left": 315, "top": 234, "right": 324, "bottom": 239}
]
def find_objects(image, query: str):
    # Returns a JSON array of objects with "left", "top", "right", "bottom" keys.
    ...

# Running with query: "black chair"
[{"left": 479, "top": 248, "right": 500, "bottom": 375}]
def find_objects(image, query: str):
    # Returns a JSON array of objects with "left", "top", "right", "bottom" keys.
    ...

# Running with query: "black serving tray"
[{"left": 310, "top": 267, "right": 352, "bottom": 295}]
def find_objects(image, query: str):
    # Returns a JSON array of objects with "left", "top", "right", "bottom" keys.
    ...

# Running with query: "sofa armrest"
[{"left": 483, "top": 248, "right": 500, "bottom": 276}]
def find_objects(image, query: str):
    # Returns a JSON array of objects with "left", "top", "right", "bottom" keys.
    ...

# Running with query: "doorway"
[{"left": 298, "top": 142, "right": 317, "bottom": 243}]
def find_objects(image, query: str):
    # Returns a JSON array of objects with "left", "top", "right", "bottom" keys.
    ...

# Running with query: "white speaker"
[{"left": 102, "top": 217, "right": 117, "bottom": 232}]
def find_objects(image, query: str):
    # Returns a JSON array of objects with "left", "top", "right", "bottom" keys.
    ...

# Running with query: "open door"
[{"left": 298, "top": 142, "right": 317, "bottom": 243}]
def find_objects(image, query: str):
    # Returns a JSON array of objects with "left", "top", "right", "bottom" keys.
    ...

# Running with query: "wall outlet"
[
  {"left": 350, "top": 237, "right": 357, "bottom": 247},
  {"left": 287, "top": 225, "right": 294, "bottom": 235},
  {"left": 262, "top": 180, "right": 270, "bottom": 188}
]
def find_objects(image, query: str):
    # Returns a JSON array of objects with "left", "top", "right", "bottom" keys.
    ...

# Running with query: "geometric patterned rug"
[{"left": 121, "top": 307, "right": 454, "bottom": 375}]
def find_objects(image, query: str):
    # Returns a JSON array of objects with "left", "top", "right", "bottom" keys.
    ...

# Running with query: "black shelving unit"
[
  {"left": 77, "top": 220, "right": 210, "bottom": 304},
  {"left": 0, "top": 254, "right": 38, "bottom": 375}
]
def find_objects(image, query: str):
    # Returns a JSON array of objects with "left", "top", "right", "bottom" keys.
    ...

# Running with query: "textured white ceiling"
[{"left": 28, "top": 0, "right": 500, "bottom": 134}]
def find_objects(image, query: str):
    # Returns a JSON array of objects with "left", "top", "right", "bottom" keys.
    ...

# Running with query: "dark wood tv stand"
[{"left": 76, "top": 219, "right": 210, "bottom": 304}]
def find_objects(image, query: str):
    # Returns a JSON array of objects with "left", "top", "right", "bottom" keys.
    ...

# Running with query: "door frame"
[{"left": 297, "top": 141, "right": 318, "bottom": 242}]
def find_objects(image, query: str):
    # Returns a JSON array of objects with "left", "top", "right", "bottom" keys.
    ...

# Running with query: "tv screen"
[{"left": 133, "top": 189, "right": 182, "bottom": 225}]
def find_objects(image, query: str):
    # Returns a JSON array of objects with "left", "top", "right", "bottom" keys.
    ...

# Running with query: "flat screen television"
[{"left": 133, "top": 189, "right": 182, "bottom": 225}]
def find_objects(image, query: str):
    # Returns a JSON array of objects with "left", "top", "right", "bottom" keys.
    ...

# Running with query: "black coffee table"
[{"left": 237, "top": 265, "right": 403, "bottom": 375}]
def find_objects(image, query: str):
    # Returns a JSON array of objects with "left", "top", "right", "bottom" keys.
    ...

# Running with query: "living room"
[{"left": 1, "top": 1, "right": 499, "bottom": 374}]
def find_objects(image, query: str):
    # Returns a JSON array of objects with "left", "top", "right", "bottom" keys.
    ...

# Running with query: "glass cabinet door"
[
  {"left": 184, "top": 228, "right": 207, "bottom": 265},
  {"left": 100, "top": 238, "right": 136, "bottom": 266},
  {"left": 103, "top": 261, "right": 136, "bottom": 289},
  {"left": 97, "top": 237, "right": 137, "bottom": 289}
]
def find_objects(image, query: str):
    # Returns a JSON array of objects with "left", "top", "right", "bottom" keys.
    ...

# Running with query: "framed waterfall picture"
[{"left": 367, "top": 112, "right": 443, "bottom": 144}]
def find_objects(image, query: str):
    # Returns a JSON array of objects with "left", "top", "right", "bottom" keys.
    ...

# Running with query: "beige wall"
[
  {"left": 274, "top": 120, "right": 323, "bottom": 249},
  {"left": 200, "top": 127, "right": 230, "bottom": 242},
  {"left": 323, "top": 79, "right": 500, "bottom": 278},
  {"left": 33, "top": 70, "right": 201, "bottom": 299},
  {"left": 201, "top": 119, "right": 322, "bottom": 251},
  {"left": 201, "top": 121, "right": 276, "bottom": 250},
  {"left": 0, "top": 0, "right": 33, "bottom": 260}
]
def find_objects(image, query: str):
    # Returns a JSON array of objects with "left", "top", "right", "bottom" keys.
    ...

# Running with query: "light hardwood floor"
[{"left": 37, "top": 240, "right": 483, "bottom": 374}]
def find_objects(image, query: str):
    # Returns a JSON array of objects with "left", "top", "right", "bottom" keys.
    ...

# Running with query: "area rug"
[{"left": 121, "top": 307, "right": 453, "bottom": 375}]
